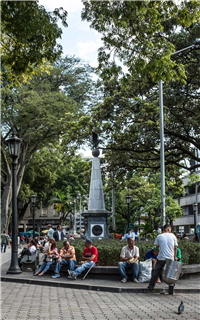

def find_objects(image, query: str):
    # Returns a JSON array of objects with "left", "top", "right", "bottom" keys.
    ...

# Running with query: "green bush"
[{"left": 56, "top": 239, "right": 200, "bottom": 266}]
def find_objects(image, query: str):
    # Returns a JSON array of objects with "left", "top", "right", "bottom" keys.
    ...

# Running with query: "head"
[
  {"left": 134, "top": 226, "right": 138, "bottom": 231},
  {"left": 49, "top": 239, "right": 57, "bottom": 249},
  {"left": 127, "top": 237, "right": 135, "bottom": 249},
  {"left": 47, "top": 224, "right": 51, "bottom": 230},
  {"left": 3, "top": 230, "right": 6, "bottom": 234},
  {"left": 163, "top": 224, "right": 171, "bottom": 233},
  {"left": 85, "top": 239, "right": 92, "bottom": 249},
  {"left": 127, "top": 229, "right": 131, "bottom": 234},
  {"left": 57, "top": 225, "right": 62, "bottom": 232},
  {"left": 34, "top": 237, "right": 39, "bottom": 244},
  {"left": 151, "top": 246, "right": 157, "bottom": 255},
  {"left": 30, "top": 239, "right": 36, "bottom": 246},
  {"left": 63, "top": 240, "right": 70, "bottom": 250}
]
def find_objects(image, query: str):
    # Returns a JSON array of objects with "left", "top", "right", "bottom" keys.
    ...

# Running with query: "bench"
[{"left": 20, "top": 251, "right": 39, "bottom": 272}]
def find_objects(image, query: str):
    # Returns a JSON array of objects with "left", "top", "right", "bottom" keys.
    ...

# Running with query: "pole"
[
  {"left": 79, "top": 196, "right": 81, "bottom": 234},
  {"left": 159, "top": 80, "right": 166, "bottom": 227},
  {"left": 33, "top": 203, "right": 35, "bottom": 239},
  {"left": 74, "top": 201, "right": 76, "bottom": 232},
  {"left": 127, "top": 203, "right": 130, "bottom": 230},
  {"left": 7, "top": 158, "right": 21, "bottom": 274},
  {"left": 111, "top": 171, "right": 116, "bottom": 231}
]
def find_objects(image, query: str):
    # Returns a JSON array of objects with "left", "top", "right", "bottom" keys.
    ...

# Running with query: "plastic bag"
[{"left": 138, "top": 258, "right": 152, "bottom": 283}]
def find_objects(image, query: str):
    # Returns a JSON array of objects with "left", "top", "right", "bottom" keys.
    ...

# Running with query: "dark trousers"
[{"left": 148, "top": 259, "right": 166, "bottom": 289}]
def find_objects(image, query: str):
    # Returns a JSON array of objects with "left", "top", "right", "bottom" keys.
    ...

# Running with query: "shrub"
[{"left": 55, "top": 239, "right": 200, "bottom": 266}]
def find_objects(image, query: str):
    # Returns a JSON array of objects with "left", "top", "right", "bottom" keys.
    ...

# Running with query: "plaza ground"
[{"left": 1, "top": 247, "right": 200, "bottom": 320}]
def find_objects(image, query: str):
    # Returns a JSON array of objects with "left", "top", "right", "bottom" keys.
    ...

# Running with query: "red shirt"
[{"left": 83, "top": 246, "right": 98, "bottom": 263}]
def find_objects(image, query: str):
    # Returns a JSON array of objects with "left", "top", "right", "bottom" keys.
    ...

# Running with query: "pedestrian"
[
  {"left": 133, "top": 226, "right": 139, "bottom": 241},
  {"left": 46, "top": 224, "right": 54, "bottom": 240},
  {"left": 53, "top": 225, "right": 64, "bottom": 242},
  {"left": 52, "top": 240, "right": 76, "bottom": 278},
  {"left": 68, "top": 239, "right": 98, "bottom": 280},
  {"left": 191, "top": 232, "right": 199, "bottom": 243},
  {"left": 118, "top": 237, "right": 139, "bottom": 283},
  {"left": 1, "top": 231, "right": 9, "bottom": 253},
  {"left": 122, "top": 229, "right": 135, "bottom": 241},
  {"left": 148, "top": 224, "right": 178, "bottom": 290}
]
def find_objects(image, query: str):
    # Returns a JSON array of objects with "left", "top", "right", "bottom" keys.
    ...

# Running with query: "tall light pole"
[
  {"left": 73, "top": 199, "right": 77, "bottom": 232},
  {"left": 77, "top": 193, "right": 82, "bottom": 234},
  {"left": 31, "top": 194, "right": 36, "bottom": 239},
  {"left": 6, "top": 132, "right": 21, "bottom": 274},
  {"left": 159, "top": 38, "right": 200, "bottom": 227},
  {"left": 126, "top": 195, "right": 131, "bottom": 230},
  {"left": 111, "top": 171, "right": 116, "bottom": 231}
]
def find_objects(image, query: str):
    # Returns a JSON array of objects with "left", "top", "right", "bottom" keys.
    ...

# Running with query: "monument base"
[{"left": 82, "top": 211, "right": 111, "bottom": 239}]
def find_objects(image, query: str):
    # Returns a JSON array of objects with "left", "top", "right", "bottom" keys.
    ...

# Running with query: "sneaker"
[
  {"left": 68, "top": 275, "right": 72, "bottom": 279},
  {"left": 121, "top": 278, "right": 127, "bottom": 283},
  {"left": 52, "top": 274, "right": 60, "bottom": 279},
  {"left": 71, "top": 272, "right": 77, "bottom": 280},
  {"left": 68, "top": 270, "right": 72, "bottom": 276},
  {"left": 133, "top": 278, "right": 138, "bottom": 283},
  {"left": 147, "top": 286, "right": 154, "bottom": 291}
]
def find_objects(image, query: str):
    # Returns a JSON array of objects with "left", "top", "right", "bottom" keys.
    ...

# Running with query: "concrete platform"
[{"left": 1, "top": 259, "right": 200, "bottom": 294}]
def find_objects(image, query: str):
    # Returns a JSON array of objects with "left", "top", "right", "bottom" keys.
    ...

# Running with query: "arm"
[
  {"left": 155, "top": 245, "right": 159, "bottom": 256},
  {"left": 174, "top": 246, "right": 177, "bottom": 261},
  {"left": 82, "top": 254, "right": 95, "bottom": 262},
  {"left": 129, "top": 256, "right": 139, "bottom": 264}
]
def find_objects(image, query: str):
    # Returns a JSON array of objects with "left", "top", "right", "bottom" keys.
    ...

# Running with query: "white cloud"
[
  {"left": 39, "top": 0, "right": 83, "bottom": 13},
  {"left": 76, "top": 37, "right": 103, "bottom": 67}
]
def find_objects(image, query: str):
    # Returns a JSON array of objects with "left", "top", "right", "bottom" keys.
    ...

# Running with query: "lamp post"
[
  {"left": 159, "top": 38, "right": 200, "bottom": 228},
  {"left": 73, "top": 199, "right": 77, "bottom": 232},
  {"left": 6, "top": 132, "right": 21, "bottom": 274},
  {"left": 77, "top": 193, "right": 82, "bottom": 234},
  {"left": 193, "top": 203, "right": 198, "bottom": 228},
  {"left": 31, "top": 194, "right": 36, "bottom": 239},
  {"left": 126, "top": 195, "right": 131, "bottom": 230}
]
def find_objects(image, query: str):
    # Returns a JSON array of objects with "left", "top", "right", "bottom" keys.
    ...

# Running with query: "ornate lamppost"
[
  {"left": 6, "top": 132, "right": 21, "bottom": 274},
  {"left": 31, "top": 194, "right": 36, "bottom": 239}
]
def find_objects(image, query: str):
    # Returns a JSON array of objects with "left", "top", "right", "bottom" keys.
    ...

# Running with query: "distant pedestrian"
[
  {"left": 191, "top": 232, "right": 199, "bottom": 243},
  {"left": 148, "top": 224, "right": 178, "bottom": 290},
  {"left": 133, "top": 226, "right": 139, "bottom": 242},
  {"left": 122, "top": 229, "right": 135, "bottom": 241},
  {"left": 53, "top": 225, "right": 64, "bottom": 242},
  {"left": 47, "top": 224, "right": 54, "bottom": 240},
  {"left": 1, "top": 231, "right": 9, "bottom": 253}
]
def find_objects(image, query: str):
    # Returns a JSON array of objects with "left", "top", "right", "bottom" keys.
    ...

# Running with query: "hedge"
[{"left": 56, "top": 239, "right": 200, "bottom": 266}]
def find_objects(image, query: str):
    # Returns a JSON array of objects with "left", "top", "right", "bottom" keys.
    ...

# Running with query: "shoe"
[
  {"left": 68, "top": 270, "right": 72, "bottom": 276},
  {"left": 71, "top": 272, "right": 77, "bottom": 280},
  {"left": 52, "top": 274, "right": 60, "bottom": 279},
  {"left": 147, "top": 286, "right": 154, "bottom": 291},
  {"left": 38, "top": 273, "right": 44, "bottom": 276},
  {"left": 68, "top": 275, "right": 72, "bottom": 279},
  {"left": 133, "top": 278, "right": 138, "bottom": 283},
  {"left": 33, "top": 273, "right": 38, "bottom": 276},
  {"left": 121, "top": 278, "right": 127, "bottom": 283}
]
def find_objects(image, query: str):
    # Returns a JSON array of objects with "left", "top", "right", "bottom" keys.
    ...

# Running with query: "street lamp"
[
  {"left": 77, "top": 193, "right": 82, "bottom": 234},
  {"left": 192, "top": 203, "right": 198, "bottom": 228},
  {"left": 31, "top": 194, "right": 36, "bottom": 239},
  {"left": 126, "top": 195, "right": 131, "bottom": 230},
  {"left": 73, "top": 199, "right": 77, "bottom": 232},
  {"left": 159, "top": 38, "right": 200, "bottom": 227},
  {"left": 6, "top": 132, "right": 21, "bottom": 274}
]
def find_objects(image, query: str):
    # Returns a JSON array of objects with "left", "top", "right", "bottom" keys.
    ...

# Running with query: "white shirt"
[
  {"left": 122, "top": 232, "right": 135, "bottom": 241},
  {"left": 155, "top": 233, "right": 178, "bottom": 261},
  {"left": 120, "top": 245, "right": 139, "bottom": 259},
  {"left": 58, "top": 230, "right": 62, "bottom": 241},
  {"left": 44, "top": 242, "right": 49, "bottom": 252},
  {"left": 29, "top": 245, "right": 36, "bottom": 255}
]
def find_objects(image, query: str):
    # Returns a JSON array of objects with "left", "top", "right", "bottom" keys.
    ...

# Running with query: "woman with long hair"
[{"left": 34, "top": 239, "right": 59, "bottom": 276}]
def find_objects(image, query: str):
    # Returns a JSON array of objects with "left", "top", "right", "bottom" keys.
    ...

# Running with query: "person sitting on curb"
[
  {"left": 68, "top": 239, "right": 98, "bottom": 280},
  {"left": 34, "top": 239, "right": 59, "bottom": 276},
  {"left": 52, "top": 240, "right": 76, "bottom": 279},
  {"left": 145, "top": 246, "right": 161, "bottom": 283},
  {"left": 118, "top": 237, "right": 139, "bottom": 283}
]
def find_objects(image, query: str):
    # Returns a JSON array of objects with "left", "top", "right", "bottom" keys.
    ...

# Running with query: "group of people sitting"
[{"left": 19, "top": 223, "right": 183, "bottom": 286}]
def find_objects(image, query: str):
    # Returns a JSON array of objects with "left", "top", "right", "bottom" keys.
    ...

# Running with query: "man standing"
[
  {"left": 122, "top": 229, "right": 135, "bottom": 241},
  {"left": 1, "top": 231, "right": 9, "bottom": 253},
  {"left": 148, "top": 224, "right": 178, "bottom": 290},
  {"left": 46, "top": 224, "right": 54, "bottom": 240},
  {"left": 52, "top": 240, "right": 76, "bottom": 278},
  {"left": 133, "top": 226, "right": 139, "bottom": 242},
  {"left": 68, "top": 239, "right": 98, "bottom": 280},
  {"left": 118, "top": 237, "right": 139, "bottom": 283},
  {"left": 53, "top": 225, "right": 64, "bottom": 242}
]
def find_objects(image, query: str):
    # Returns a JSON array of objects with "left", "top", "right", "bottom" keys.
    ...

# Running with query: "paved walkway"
[{"left": 1, "top": 282, "right": 200, "bottom": 320}]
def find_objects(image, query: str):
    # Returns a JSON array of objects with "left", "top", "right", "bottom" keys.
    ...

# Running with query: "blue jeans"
[
  {"left": 1, "top": 243, "right": 7, "bottom": 252},
  {"left": 118, "top": 261, "right": 139, "bottom": 280},
  {"left": 54, "top": 259, "right": 76, "bottom": 275},
  {"left": 74, "top": 261, "right": 95, "bottom": 276},
  {"left": 37, "top": 261, "right": 55, "bottom": 274}
]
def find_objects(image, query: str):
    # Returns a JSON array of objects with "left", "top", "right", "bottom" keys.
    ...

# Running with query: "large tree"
[
  {"left": 1, "top": 1, "right": 67, "bottom": 85},
  {"left": 82, "top": 1, "right": 200, "bottom": 172},
  {"left": 1, "top": 56, "right": 95, "bottom": 231}
]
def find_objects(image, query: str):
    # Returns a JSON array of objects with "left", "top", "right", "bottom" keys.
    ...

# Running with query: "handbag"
[{"left": 43, "top": 255, "right": 53, "bottom": 262}]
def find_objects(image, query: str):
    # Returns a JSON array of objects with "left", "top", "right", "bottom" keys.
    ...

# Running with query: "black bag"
[{"left": 21, "top": 248, "right": 31, "bottom": 258}]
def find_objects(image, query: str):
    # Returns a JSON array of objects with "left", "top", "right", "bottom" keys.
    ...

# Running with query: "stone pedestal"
[{"left": 82, "top": 211, "right": 111, "bottom": 239}]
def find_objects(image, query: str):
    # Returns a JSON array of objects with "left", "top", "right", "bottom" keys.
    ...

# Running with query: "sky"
[
  {"left": 39, "top": 0, "right": 103, "bottom": 68},
  {"left": 39, "top": 0, "right": 103, "bottom": 157}
]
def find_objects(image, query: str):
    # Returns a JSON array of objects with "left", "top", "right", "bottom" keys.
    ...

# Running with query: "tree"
[
  {"left": 1, "top": 1, "right": 68, "bottom": 85},
  {"left": 1, "top": 56, "right": 95, "bottom": 231},
  {"left": 82, "top": 1, "right": 200, "bottom": 172}
]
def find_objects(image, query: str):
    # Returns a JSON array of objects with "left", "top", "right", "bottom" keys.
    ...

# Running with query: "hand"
[
  {"left": 80, "top": 261, "right": 85, "bottom": 264},
  {"left": 174, "top": 257, "right": 178, "bottom": 261}
]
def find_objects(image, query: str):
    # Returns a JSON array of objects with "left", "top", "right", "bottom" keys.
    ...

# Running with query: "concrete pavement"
[{"left": 1, "top": 282, "right": 200, "bottom": 320}]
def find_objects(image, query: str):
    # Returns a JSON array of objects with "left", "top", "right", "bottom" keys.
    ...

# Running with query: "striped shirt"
[{"left": 60, "top": 246, "right": 76, "bottom": 260}]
